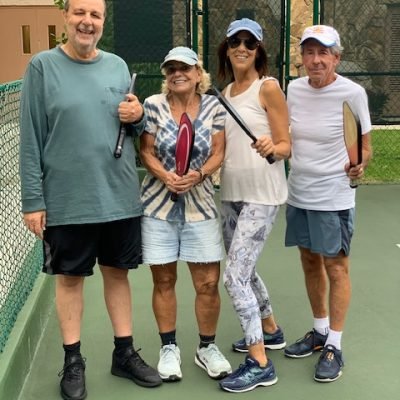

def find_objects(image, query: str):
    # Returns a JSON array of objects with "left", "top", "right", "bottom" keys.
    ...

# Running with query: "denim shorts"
[
  {"left": 141, "top": 216, "right": 224, "bottom": 264},
  {"left": 285, "top": 205, "right": 355, "bottom": 257}
]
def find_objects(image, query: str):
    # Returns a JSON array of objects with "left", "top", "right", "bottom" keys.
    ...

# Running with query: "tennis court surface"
[{"left": 12, "top": 185, "right": 400, "bottom": 399}]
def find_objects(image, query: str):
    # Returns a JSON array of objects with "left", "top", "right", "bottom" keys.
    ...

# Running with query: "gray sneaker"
[
  {"left": 195, "top": 344, "right": 232, "bottom": 379},
  {"left": 157, "top": 344, "right": 182, "bottom": 382},
  {"left": 284, "top": 329, "right": 328, "bottom": 358}
]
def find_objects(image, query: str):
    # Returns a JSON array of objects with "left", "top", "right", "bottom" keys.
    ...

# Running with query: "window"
[{"left": 22, "top": 25, "right": 31, "bottom": 54}]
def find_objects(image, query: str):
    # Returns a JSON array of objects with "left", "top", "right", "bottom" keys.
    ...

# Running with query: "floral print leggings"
[{"left": 220, "top": 201, "right": 279, "bottom": 346}]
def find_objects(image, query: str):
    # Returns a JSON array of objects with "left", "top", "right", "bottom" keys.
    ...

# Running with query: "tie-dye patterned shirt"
[{"left": 141, "top": 93, "right": 226, "bottom": 222}]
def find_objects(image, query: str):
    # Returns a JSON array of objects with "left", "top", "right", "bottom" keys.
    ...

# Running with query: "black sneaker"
[
  {"left": 58, "top": 354, "right": 87, "bottom": 400},
  {"left": 314, "top": 345, "right": 344, "bottom": 382},
  {"left": 284, "top": 329, "right": 327, "bottom": 358},
  {"left": 111, "top": 347, "right": 162, "bottom": 387},
  {"left": 232, "top": 326, "right": 286, "bottom": 352}
]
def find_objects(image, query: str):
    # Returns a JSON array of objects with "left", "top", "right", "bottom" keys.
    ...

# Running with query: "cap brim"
[
  {"left": 226, "top": 27, "right": 262, "bottom": 41},
  {"left": 300, "top": 36, "right": 336, "bottom": 47},
  {"left": 160, "top": 56, "right": 197, "bottom": 69}
]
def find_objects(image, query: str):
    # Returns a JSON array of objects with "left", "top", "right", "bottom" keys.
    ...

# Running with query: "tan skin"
[
  {"left": 297, "top": 39, "right": 373, "bottom": 334},
  {"left": 225, "top": 31, "right": 291, "bottom": 366},
  {"left": 23, "top": 0, "right": 143, "bottom": 344},
  {"left": 140, "top": 62, "right": 225, "bottom": 341}
]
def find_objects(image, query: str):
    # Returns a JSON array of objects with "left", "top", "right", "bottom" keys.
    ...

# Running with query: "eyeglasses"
[
  {"left": 227, "top": 37, "right": 260, "bottom": 51},
  {"left": 164, "top": 64, "right": 195, "bottom": 75}
]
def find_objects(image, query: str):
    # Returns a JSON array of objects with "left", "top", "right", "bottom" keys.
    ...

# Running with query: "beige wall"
[
  {"left": 0, "top": 1, "right": 55, "bottom": 5},
  {"left": 290, "top": 0, "right": 313, "bottom": 77},
  {"left": 0, "top": 6, "right": 64, "bottom": 83}
]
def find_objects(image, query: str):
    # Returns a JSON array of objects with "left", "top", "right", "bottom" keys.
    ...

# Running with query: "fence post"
[
  {"left": 185, "top": 0, "right": 192, "bottom": 47},
  {"left": 192, "top": 0, "right": 198, "bottom": 52},
  {"left": 313, "top": 0, "right": 320, "bottom": 24},
  {"left": 202, "top": 0, "right": 209, "bottom": 70},
  {"left": 284, "top": 0, "right": 291, "bottom": 93}
]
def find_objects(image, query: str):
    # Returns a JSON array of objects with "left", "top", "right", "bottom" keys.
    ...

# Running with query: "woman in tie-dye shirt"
[{"left": 139, "top": 47, "right": 231, "bottom": 382}]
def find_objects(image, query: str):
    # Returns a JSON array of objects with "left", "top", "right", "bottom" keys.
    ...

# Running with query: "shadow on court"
[{"left": 18, "top": 185, "right": 400, "bottom": 400}]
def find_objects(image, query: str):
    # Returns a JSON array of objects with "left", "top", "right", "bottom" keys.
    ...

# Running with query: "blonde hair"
[{"left": 161, "top": 61, "right": 211, "bottom": 95}]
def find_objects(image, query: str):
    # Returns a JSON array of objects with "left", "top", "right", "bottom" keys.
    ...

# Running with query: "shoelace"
[
  {"left": 126, "top": 348, "right": 149, "bottom": 368},
  {"left": 161, "top": 346, "right": 179, "bottom": 361},
  {"left": 58, "top": 357, "right": 86, "bottom": 381},
  {"left": 227, "top": 361, "right": 250, "bottom": 379},
  {"left": 203, "top": 344, "right": 226, "bottom": 362},
  {"left": 321, "top": 346, "right": 344, "bottom": 366}
]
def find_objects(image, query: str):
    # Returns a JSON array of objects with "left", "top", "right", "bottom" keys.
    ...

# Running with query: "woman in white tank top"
[{"left": 216, "top": 18, "right": 291, "bottom": 393}]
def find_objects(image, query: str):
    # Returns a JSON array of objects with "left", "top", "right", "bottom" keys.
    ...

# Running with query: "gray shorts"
[{"left": 285, "top": 205, "right": 355, "bottom": 257}]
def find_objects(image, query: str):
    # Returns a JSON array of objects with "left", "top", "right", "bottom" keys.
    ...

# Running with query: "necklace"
[{"left": 169, "top": 94, "right": 200, "bottom": 122}]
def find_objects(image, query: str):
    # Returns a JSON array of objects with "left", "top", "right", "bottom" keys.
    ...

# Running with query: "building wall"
[{"left": 0, "top": 5, "right": 64, "bottom": 83}]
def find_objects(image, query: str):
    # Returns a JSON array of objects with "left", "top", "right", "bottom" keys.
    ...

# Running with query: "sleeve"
[
  {"left": 143, "top": 96, "right": 159, "bottom": 137},
  {"left": 19, "top": 60, "right": 47, "bottom": 213},
  {"left": 211, "top": 98, "right": 226, "bottom": 135},
  {"left": 356, "top": 88, "right": 372, "bottom": 135},
  {"left": 131, "top": 113, "right": 147, "bottom": 137}
]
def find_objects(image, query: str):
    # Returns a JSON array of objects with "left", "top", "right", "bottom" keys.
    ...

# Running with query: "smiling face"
[
  {"left": 226, "top": 31, "right": 259, "bottom": 71},
  {"left": 302, "top": 39, "right": 340, "bottom": 88},
  {"left": 164, "top": 62, "right": 201, "bottom": 95},
  {"left": 63, "top": 0, "right": 105, "bottom": 60}
]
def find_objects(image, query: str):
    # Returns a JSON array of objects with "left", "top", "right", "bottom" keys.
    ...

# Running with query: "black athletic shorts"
[{"left": 42, "top": 217, "right": 142, "bottom": 276}]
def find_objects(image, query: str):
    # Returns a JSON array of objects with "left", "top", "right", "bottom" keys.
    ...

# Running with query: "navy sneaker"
[
  {"left": 219, "top": 357, "right": 278, "bottom": 393},
  {"left": 284, "top": 329, "right": 327, "bottom": 358},
  {"left": 232, "top": 326, "right": 286, "bottom": 352},
  {"left": 314, "top": 345, "right": 344, "bottom": 382}
]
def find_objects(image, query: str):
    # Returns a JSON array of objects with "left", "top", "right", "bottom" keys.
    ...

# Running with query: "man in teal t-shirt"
[{"left": 19, "top": 0, "right": 162, "bottom": 399}]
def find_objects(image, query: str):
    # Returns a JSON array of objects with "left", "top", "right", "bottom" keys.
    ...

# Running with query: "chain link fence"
[{"left": 0, "top": 81, "right": 43, "bottom": 353}]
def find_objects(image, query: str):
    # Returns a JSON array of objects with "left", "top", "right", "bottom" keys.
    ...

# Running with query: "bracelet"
[{"left": 195, "top": 168, "right": 207, "bottom": 183}]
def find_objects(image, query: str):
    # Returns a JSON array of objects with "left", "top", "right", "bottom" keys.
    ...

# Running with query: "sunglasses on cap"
[
  {"left": 164, "top": 64, "right": 195, "bottom": 75},
  {"left": 227, "top": 36, "right": 260, "bottom": 50}
]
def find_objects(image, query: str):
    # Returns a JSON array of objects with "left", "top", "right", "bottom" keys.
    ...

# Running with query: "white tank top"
[{"left": 220, "top": 77, "right": 288, "bottom": 205}]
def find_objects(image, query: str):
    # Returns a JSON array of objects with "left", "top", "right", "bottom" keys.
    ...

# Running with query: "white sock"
[
  {"left": 325, "top": 329, "right": 342, "bottom": 350},
  {"left": 313, "top": 317, "right": 330, "bottom": 335}
]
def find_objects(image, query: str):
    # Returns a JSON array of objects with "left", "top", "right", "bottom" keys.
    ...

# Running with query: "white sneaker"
[
  {"left": 157, "top": 344, "right": 182, "bottom": 381},
  {"left": 195, "top": 344, "right": 232, "bottom": 379}
]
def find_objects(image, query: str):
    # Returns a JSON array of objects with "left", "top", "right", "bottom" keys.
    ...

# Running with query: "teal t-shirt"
[{"left": 19, "top": 47, "right": 143, "bottom": 226}]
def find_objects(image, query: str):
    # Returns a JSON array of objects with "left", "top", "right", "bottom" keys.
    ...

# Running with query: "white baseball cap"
[{"left": 300, "top": 25, "right": 341, "bottom": 47}]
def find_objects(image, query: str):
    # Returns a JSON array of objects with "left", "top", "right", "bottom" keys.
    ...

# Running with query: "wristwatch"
[{"left": 196, "top": 167, "right": 208, "bottom": 183}]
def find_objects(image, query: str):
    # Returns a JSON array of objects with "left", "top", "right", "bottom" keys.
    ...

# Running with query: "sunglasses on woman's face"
[
  {"left": 227, "top": 36, "right": 260, "bottom": 51},
  {"left": 165, "top": 64, "right": 194, "bottom": 75}
]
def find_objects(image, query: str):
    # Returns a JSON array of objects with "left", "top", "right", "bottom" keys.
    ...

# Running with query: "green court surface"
[{"left": 12, "top": 185, "right": 400, "bottom": 399}]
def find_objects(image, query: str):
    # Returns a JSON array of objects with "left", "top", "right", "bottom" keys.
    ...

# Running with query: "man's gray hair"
[{"left": 300, "top": 43, "right": 343, "bottom": 56}]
